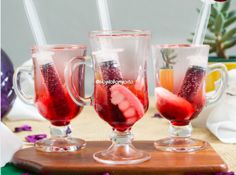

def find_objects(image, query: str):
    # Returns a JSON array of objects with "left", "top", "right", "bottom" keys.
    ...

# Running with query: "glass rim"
[
  {"left": 32, "top": 44, "right": 87, "bottom": 51},
  {"left": 90, "top": 30, "right": 151, "bottom": 37},
  {"left": 152, "top": 44, "right": 209, "bottom": 49}
]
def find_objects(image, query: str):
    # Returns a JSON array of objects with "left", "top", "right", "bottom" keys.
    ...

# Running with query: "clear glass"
[
  {"left": 152, "top": 44, "right": 228, "bottom": 152},
  {"left": 13, "top": 44, "right": 86, "bottom": 152},
  {"left": 66, "top": 30, "right": 151, "bottom": 164}
]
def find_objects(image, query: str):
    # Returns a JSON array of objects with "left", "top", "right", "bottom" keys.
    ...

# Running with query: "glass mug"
[
  {"left": 66, "top": 30, "right": 151, "bottom": 164},
  {"left": 152, "top": 44, "right": 228, "bottom": 152},
  {"left": 13, "top": 44, "right": 86, "bottom": 152}
]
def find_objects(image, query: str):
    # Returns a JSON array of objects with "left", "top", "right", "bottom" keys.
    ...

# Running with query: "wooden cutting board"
[{"left": 13, "top": 141, "right": 228, "bottom": 175}]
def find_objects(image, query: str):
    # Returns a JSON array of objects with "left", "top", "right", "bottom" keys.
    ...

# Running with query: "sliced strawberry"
[
  {"left": 155, "top": 87, "right": 195, "bottom": 121},
  {"left": 110, "top": 84, "right": 145, "bottom": 118}
]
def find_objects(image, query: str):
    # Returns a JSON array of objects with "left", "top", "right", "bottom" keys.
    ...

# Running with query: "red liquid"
[
  {"left": 156, "top": 66, "right": 206, "bottom": 126},
  {"left": 94, "top": 77, "right": 149, "bottom": 132},
  {"left": 35, "top": 63, "right": 83, "bottom": 126}
]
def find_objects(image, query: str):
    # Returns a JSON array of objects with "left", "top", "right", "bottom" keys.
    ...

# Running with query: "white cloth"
[
  {"left": 207, "top": 70, "right": 236, "bottom": 143},
  {"left": 6, "top": 98, "right": 45, "bottom": 121},
  {"left": 6, "top": 59, "right": 45, "bottom": 121},
  {"left": 0, "top": 122, "right": 23, "bottom": 167}
]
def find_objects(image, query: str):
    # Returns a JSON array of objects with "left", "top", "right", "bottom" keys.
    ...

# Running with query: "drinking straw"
[
  {"left": 193, "top": 0, "right": 215, "bottom": 45},
  {"left": 23, "top": 0, "right": 69, "bottom": 112},
  {"left": 95, "top": 0, "right": 120, "bottom": 63},
  {"left": 96, "top": 0, "right": 112, "bottom": 30},
  {"left": 23, "top": 0, "right": 47, "bottom": 45},
  {"left": 23, "top": 0, "right": 55, "bottom": 65}
]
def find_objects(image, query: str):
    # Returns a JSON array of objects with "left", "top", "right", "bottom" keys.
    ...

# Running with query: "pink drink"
[
  {"left": 34, "top": 46, "right": 85, "bottom": 126},
  {"left": 94, "top": 60, "right": 148, "bottom": 132},
  {"left": 155, "top": 64, "right": 206, "bottom": 126}
]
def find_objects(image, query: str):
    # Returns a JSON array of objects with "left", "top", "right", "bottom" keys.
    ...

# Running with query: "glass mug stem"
[
  {"left": 93, "top": 129, "right": 150, "bottom": 164},
  {"left": 35, "top": 123, "right": 86, "bottom": 152},
  {"left": 169, "top": 123, "right": 192, "bottom": 138},
  {"left": 154, "top": 122, "right": 207, "bottom": 152},
  {"left": 50, "top": 124, "right": 72, "bottom": 138}
]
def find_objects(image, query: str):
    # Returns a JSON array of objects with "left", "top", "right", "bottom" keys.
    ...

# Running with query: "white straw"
[
  {"left": 23, "top": 0, "right": 47, "bottom": 45},
  {"left": 193, "top": 0, "right": 214, "bottom": 45},
  {"left": 96, "top": 0, "right": 112, "bottom": 30},
  {"left": 23, "top": 0, "right": 54, "bottom": 65}
]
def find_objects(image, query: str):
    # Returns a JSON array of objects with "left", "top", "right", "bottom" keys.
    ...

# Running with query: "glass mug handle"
[
  {"left": 13, "top": 66, "right": 34, "bottom": 105},
  {"left": 65, "top": 57, "right": 93, "bottom": 106},
  {"left": 206, "top": 63, "right": 228, "bottom": 106}
]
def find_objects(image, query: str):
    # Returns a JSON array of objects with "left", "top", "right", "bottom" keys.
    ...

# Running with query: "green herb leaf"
[
  {"left": 223, "top": 37, "right": 236, "bottom": 50},
  {"left": 214, "top": 3, "right": 223, "bottom": 12},
  {"left": 211, "top": 6, "right": 218, "bottom": 17},
  {"left": 208, "top": 26, "right": 215, "bottom": 33},
  {"left": 222, "top": 28, "right": 236, "bottom": 42},
  {"left": 205, "top": 34, "right": 216, "bottom": 40},
  {"left": 204, "top": 40, "right": 216, "bottom": 46},
  {"left": 214, "top": 14, "right": 224, "bottom": 35},
  {"left": 228, "top": 10, "right": 236, "bottom": 18},
  {"left": 221, "top": 1, "right": 230, "bottom": 12},
  {"left": 224, "top": 16, "right": 236, "bottom": 28},
  {"left": 208, "top": 17, "right": 215, "bottom": 27}
]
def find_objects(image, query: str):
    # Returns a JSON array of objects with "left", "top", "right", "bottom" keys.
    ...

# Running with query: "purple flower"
[
  {"left": 153, "top": 112, "right": 163, "bottom": 118},
  {"left": 21, "top": 173, "right": 30, "bottom": 175},
  {"left": 25, "top": 134, "right": 47, "bottom": 143},
  {"left": 215, "top": 172, "right": 235, "bottom": 175},
  {"left": 14, "top": 125, "right": 32, "bottom": 133},
  {"left": 187, "top": 172, "right": 235, "bottom": 175},
  {"left": 66, "top": 126, "right": 72, "bottom": 135}
]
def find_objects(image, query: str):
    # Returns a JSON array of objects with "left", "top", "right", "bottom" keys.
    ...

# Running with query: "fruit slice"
[
  {"left": 159, "top": 68, "right": 174, "bottom": 92},
  {"left": 155, "top": 87, "right": 195, "bottom": 120},
  {"left": 178, "top": 66, "right": 206, "bottom": 101},
  {"left": 110, "top": 84, "right": 144, "bottom": 118}
]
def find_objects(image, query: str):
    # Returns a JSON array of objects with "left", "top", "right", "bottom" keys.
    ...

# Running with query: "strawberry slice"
[
  {"left": 155, "top": 87, "right": 195, "bottom": 121},
  {"left": 110, "top": 84, "right": 145, "bottom": 118}
]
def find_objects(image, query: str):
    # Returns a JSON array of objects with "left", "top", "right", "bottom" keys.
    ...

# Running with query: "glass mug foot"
[
  {"left": 154, "top": 124, "right": 208, "bottom": 152},
  {"left": 154, "top": 137, "right": 207, "bottom": 152},
  {"left": 35, "top": 137, "right": 86, "bottom": 152},
  {"left": 35, "top": 124, "right": 86, "bottom": 152},
  {"left": 93, "top": 130, "right": 151, "bottom": 164},
  {"left": 93, "top": 145, "right": 150, "bottom": 165}
]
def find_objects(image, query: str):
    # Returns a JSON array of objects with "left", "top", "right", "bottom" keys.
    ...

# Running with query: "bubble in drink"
[{"left": 110, "top": 84, "right": 144, "bottom": 118}]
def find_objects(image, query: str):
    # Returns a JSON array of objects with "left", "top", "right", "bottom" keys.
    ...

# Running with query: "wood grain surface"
[{"left": 13, "top": 141, "right": 228, "bottom": 175}]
